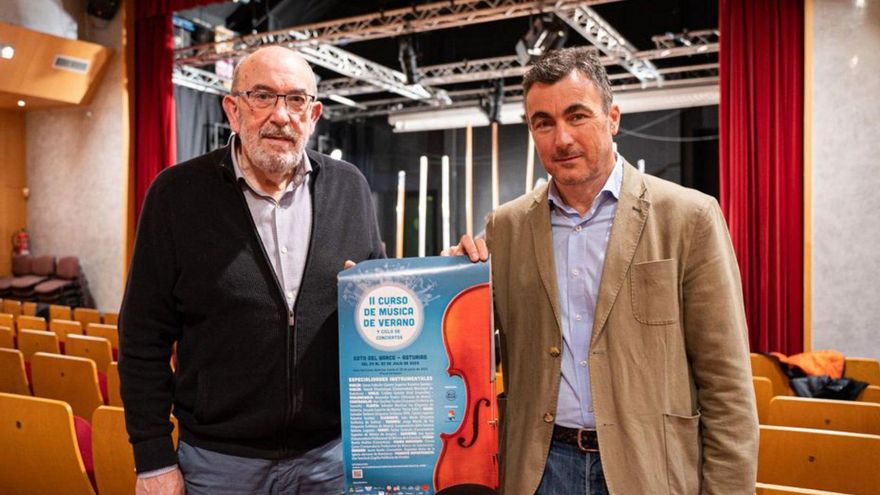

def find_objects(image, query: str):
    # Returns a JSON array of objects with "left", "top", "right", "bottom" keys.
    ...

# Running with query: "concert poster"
[{"left": 338, "top": 256, "right": 498, "bottom": 495}]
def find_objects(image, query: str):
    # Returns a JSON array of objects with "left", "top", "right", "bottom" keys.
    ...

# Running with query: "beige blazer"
[{"left": 487, "top": 163, "right": 758, "bottom": 494}]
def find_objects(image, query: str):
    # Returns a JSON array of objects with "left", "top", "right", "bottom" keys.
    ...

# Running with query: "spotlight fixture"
[
  {"left": 0, "top": 44, "right": 14, "bottom": 60},
  {"left": 398, "top": 35, "right": 420, "bottom": 84},
  {"left": 515, "top": 15, "right": 568, "bottom": 65},
  {"left": 479, "top": 79, "right": 505, "bottom": 124}
]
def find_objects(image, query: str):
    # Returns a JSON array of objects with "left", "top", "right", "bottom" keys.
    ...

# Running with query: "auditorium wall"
[
  {"left": 0, "top": 111, "right": 27, "bottom": 277},
  {"left": 24, "top": 6, "right": 126, "bottom": 312},
  {"left": 810, "top": 0, "right": 880, "bottom": 360}
]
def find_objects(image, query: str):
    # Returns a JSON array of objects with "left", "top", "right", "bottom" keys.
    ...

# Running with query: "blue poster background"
[{"left": 338, "top": 256, "right": 492, "bottom": 495}]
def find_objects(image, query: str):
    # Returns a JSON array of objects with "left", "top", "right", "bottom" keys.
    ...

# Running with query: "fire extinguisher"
[{"left": 12, "top": 229, "right": 30, "bottom": 256}]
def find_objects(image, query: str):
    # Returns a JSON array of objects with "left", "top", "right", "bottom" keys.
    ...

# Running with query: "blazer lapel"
[
  {"left": 527, "top": 185, "right": 563, "bottom": 334},
  {"left": 591, "top": 162, "right": 650, "bottom": 346}
]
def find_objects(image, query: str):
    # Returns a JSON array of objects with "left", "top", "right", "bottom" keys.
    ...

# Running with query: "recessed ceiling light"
[
  {"left": 17, "top": 100, "right": 25, "bottom": 107},
  {"left": 0, "top": 45, "right": 14, "bottom": 60}
]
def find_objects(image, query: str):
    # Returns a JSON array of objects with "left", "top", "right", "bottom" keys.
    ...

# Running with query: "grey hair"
[{"left": 522, "top": 46, "right": 613, "bottom": 114}]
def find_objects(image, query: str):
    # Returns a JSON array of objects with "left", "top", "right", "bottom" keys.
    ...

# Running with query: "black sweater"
[{"left": 119, "top": 146, "right": 385, "bottom": 472}]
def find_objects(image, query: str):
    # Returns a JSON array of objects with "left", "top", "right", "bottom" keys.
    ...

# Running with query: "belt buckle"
[{"left": 576, "top": 428, "right": 599, "bottom": 453}]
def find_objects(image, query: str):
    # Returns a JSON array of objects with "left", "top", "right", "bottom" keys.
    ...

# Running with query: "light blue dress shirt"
[
  {"left": 548, "top": 155, "right": 623, "bottom": 429},
  {"left": 231, "top": 135, "right": 312, "bottom": 312}
]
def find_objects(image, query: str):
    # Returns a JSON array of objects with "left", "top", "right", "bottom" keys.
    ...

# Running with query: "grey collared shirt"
[
  {"left": 548, "top": 154, "right": 623, "bottom": 429},
  {"left": 231, "top": 135, "right": 313, "bottom": 312}
]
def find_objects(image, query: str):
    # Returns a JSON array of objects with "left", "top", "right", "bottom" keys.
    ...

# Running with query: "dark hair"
[{"left": 522, "top": 46, "right": 613, "bottom": 113}]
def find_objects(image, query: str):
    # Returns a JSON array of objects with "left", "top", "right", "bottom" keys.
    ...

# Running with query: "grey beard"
[{"left": 249, "top": 142, "right": 303, "bottom": 175}]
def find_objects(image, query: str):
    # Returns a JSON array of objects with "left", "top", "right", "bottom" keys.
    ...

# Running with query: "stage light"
[
  {"left": 328, "top": 94, "right": 366, "bottom": 109},
  {"left": 515, "top": 15, "right": 568, "bottom": 65},
  {"left": 398, "top": 35, "right": 420, "bottom": 84},
  {"left": 330, "top": 149, "right": 343, "bottom": 160},
  {"left": 479, "top": 79, "right": 504, "bottom": 124},
  {"left": 0, "top": 44, "right": 14, "bottom": 60},
  {"left": 17, "top": 100, "right": 25, "bottom": 107}
]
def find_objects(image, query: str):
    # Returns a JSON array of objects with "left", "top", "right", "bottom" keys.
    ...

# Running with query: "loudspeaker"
[{"left": 87, "top": 0, "right": 121, "bottom": 21}]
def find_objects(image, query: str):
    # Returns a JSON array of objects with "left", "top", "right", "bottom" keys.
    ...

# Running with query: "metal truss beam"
[
  {"left": 651, "top": 29, "right": 720, "bottom": 50},
  {"left": 556, "top": 5, "right": 661, "bottom": 82},
  {"left": 172, "top": 64, "right": 230, "bottom": 95},
  {"left": 297, "top": 44, "right": 433, "bottom": 100},
  {"left": 317, "top": 36, "right": 719, "bottom": 99},
  {"left": 324, "top": 71, "right": 718, "bottom": 122},
  {"left": 174, "top": 0, "right": 619, "bottom": 67}
]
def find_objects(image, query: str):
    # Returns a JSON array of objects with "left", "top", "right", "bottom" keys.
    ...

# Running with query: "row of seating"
[
  {"left": 0, "top": 299, "right": 117, "bottom": 326},
  {"left": 0, "top": 255, "right": 92, "bottom": 305},
  {"left": 0, "top": 393, "right": 179, "bottom": 495},
  {"left": 751, "top": 353, "right": 880, "bottom": 396},
  {"left": 750, "top": 353, "right": 880, "bottom": 494}
]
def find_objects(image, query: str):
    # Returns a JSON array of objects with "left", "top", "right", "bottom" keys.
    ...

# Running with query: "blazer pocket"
[
  {"left": 631, "top": 259, "right": 679, "bottom": 325},
  {"left": 663, "top": 412, "right": 701, "bottom": 495}
]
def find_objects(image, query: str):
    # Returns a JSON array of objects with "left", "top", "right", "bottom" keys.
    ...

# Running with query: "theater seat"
[
  {"left": 74, "top": 308, "right": 102, "bottom": 329},
  {"left": 2, "top": 299, "right": 22, "bottom": 317},
  {"left": 0, "top": 255, "right": 32, "bottom": 297},
  {"left": 30, "top": 352, "right": 103, "bottom": 418},
  {"left": 11, "top": 255, "right": 55, "bottom": 301},
  {"left": 35, "top": 257, "right": 84, "bottom": 306},
  {"left": 92, "top": 406, "right": 135, "bottom": 495},
  {"left": 758, "top": 425, "right": 880, "bottom": 494},
  {"left": 0, "top": 326, "right": 14, "bottom": 349},
  {"left": 0, "top": 392, "right": 97, "bottom": 494},
  {"left": 106, "top": 362, "right": 122, "bottom": 407},
  {"left": 756, "top": 482, "right": 849, "bottom": 494},
  {"left": 767, "top": 396, "right": 880, "bottom": 435},
  {"left": 0, "top": 348, "right": 30, "bottom": 396}
]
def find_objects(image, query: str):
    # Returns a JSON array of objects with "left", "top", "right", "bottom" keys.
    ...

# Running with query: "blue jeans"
[
  {"left": 177, "top": 438, "right": 344, "bottom": 494},
  {"left": 535, "top": 439, "right": 609, "bottom": 495}
]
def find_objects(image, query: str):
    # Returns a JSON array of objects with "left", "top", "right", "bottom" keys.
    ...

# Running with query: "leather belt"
[{"left": 552, "top": 424, "right": 600, "bottom": 453}]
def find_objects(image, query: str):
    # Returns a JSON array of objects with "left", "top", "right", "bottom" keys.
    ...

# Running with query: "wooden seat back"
[
  {"left": 30, "top": 352, "right": 103, "bottom": 418},
  {"left": 86, "top": 323, "right": 119, "bottom": 351},
  {"left": 17, "top": 329, "right": 60, "bottom": 361},
  {"left": 767, "top": 396, "right": 880, "bottom": 435},
  {"left": 17, "top": 315, "right": 47, "bottom": 332},
  {"left": 754, "top": 376, "right": 773, "bottom": 424},
  {"left": 845, "top": 357, "right": 880, "bottom": 386},
  {"left": 66, "top": 334, "right": 113, "bottom": 374},
  {"left": 91, "top": 406, "right": 135, "bottom": 495},
  {"left": 751, "top": 353, "right": 794, "bottom": 397},
  {"left": 0, "top": 392, "right": 96, "bottom": 494},
  {"left": 0, "top": 348, "right": 30, "bottom": 396},
  {"left": 758, "top": 425, "right": 880, "bottom": 495}
]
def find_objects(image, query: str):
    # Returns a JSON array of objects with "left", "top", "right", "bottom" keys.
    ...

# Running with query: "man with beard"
[
  {"left": 449, "top": 47, "right": 757, "bottom": 494},
  {"left": 120, "top": 46, "right": 384, "bottom": 494}
]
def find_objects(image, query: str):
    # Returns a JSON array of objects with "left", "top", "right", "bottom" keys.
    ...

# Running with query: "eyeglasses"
[{"left": 233, "top": 90, "right": 317, "bottom": 113}]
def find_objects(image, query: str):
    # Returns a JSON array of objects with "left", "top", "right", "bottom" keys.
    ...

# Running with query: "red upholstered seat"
[
  {"left": 97, "top": 371, "right": 108, "bottom": 405},
  {"left": 34, "top": 279, "right": 72, "bottom": 293},
  {"left": 11, "top": 275, "right": 48, "bottom": 290},
  {"left": 11, "top": 256, "right": 55, "bottom": 300},
  {"left": 24, "top": 360, "right": 32, "bottom": 390},
  {"left": 35, "top": 257, "right": 80, "bottom": 296},
  {"left": 2, "top": 256, "right": 33, "bottom": 296},
  {"left": 73, "top": 415, "right": 96, "bottom": 490}
]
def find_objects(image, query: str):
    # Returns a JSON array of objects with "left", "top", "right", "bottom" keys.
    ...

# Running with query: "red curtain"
[
  {"left": 134, "top": 0, "right": 219, "bottom": 220},
  {"left": 719, "top": 0, "right": 804, "bottom": 355}
]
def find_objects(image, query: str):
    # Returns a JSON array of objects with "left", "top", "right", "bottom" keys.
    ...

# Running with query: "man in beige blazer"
[{"left": 450, "top": 47, "right": 757, "bottom": 494}]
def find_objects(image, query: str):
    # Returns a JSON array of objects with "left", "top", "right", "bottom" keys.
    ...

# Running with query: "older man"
[
  {"left": 451, "top": 47, "right": 758, "bottom": 494},
  {"left": 120, "top": 46, "right": 384, "bottom": 494}
]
